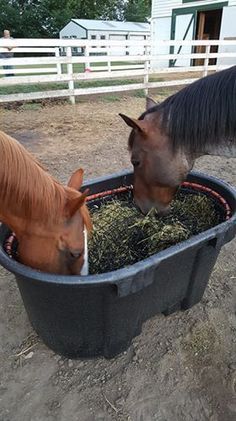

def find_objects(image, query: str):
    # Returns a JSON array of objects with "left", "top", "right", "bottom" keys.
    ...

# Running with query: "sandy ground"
[{"left": 0, "top": 95, "right": 236, "bottom": 421}]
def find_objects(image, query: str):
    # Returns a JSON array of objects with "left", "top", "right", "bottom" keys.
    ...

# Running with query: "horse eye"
[{"left": 131, "top": 159, "right": 140, "bottom": 168}]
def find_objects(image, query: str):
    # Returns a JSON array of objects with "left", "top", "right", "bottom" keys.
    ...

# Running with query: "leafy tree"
[
  {"left": 68, "top": 0, "right": 124, "bottom": 20},
  {"left": 40, "top": 0, "right": 74, "bottom": 37},
  {"left": 124, "top": 0, "right": 151, "bottom": 22},
  {"left": 0, "top": 0, "right": 51, "bottom": 37},
  {"left": 0, "top": 0, "right": 150, "bottom": 38}
]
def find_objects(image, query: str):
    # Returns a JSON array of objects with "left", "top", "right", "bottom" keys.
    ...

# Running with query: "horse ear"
[
  {"left": 119, "top": 114, "right": 147, "bottom": 133},
  {"left": 66, "top": 189, "right": 89, "bottom": 218},
  {"left": 68, "top": 168, "right": 84, "bottom": 190},
  {"left": 146, "top": 97, "right": 157, "bottom": 110}
]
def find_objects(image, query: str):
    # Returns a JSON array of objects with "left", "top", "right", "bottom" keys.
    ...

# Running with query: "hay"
[{"left": 88, "top": 190, "right": 222, "bottom": 274}]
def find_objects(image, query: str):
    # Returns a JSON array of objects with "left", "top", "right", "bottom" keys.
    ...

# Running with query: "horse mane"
[
  {"left": 141, "top": 66, "right": 236, "bottom": 152},
  {"left": 0, "top": 131, "right": 88, "bottom": 226}
]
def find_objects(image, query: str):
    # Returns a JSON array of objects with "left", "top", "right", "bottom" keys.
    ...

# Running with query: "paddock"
[{"left": 0, "top": 93, "right": 236, "bottom": 420}]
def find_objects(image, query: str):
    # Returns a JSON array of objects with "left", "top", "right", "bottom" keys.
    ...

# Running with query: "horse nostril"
[
  {"left": 69, "top": 250, "right": 82, "bottom": 259},
  {"left": 131, "top": 159, "right": 140, "bottom": 168}
]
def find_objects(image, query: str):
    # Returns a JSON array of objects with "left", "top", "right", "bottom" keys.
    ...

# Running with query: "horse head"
[
  {"left": 13, "top": 168, "right": 92, "bottom": 275},
  {"left": 0, "top": 129, "right": 93, "bottom": 276},
  {"left": 120, "top": 97, "right": 193, "bottom": 214}
]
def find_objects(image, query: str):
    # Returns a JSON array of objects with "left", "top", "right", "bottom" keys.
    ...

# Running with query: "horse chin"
[{"left": 156, "top": 206, "right": 171, "bottom": 216}]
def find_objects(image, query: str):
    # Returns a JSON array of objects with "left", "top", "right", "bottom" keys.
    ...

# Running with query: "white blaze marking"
[{"left": 80, "top": 227, "right": 89, "bottom": 276}]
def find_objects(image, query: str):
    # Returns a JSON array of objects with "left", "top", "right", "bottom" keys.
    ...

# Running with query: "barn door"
[
  {"left": 129, "top": 35, "right": 145, "bottom": 55},
  {"left": 109, "top": 34, "right": 126, "bottom": 56},
  {"left": 195, "top": 8, "right": 223, "bottom": 66},
  {"left": 171, "top": 12, "right": 196, "bottom": 67},
  {"left": 195, "top": 13, "right": 207, "bottom": 66}
]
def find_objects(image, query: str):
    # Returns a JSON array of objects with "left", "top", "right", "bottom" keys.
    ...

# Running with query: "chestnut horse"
[
  {"left": 120, "top": 66, "right": 236, "bottom": 214},
  {"left": 0, "top": 131, "right": 92, "bottom": 275}
]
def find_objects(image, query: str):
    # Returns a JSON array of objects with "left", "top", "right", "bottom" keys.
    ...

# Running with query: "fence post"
[
  {"left": 203, "top": 44, "right": 210, "bottom": 77},
  {"left": 85, "top": 45, "right": 90, "bottom": 72},
  {"left": 55, "top": 47, "right": 61, "bottom": 75},
  {"left": 107, "top": 45, "right": 111, "bottom": 73},
  {"left": 66, "top": 46, "right": 75, "bottom": 105},
  {"left": 143, "top": 44, "right": 149, "bottom": 96}
]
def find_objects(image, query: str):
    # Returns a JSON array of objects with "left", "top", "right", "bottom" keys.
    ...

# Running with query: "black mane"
[{"left": 141, "top": 66, "right": 236, "bottom": 152}]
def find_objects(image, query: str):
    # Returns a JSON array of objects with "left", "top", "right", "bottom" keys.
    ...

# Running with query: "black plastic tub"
[{"left": 0, "top": 170, "right": 235, "bottom": 359}]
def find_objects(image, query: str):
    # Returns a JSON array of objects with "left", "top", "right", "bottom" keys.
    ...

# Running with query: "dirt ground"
[{"left": 0, "top": 95, "right": 236, "bottom": 421}]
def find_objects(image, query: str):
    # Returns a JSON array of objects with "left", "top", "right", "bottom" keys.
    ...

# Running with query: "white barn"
[
  {"left": 151, "top": 0, "right": 236, "bottom": 67},
  {"left": 60, "top": 19, "right": 150, "bottom": 55}
]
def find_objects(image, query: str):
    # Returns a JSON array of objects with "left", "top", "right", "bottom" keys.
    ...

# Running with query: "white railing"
[{"left": 0, "top": 38, "right": 236, "bottom": 103}]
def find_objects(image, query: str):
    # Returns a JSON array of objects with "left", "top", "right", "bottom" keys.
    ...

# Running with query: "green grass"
[
  {"left": 101, "top": 94, "right": 122, "bottom": 102},
  {"left": 0, "top": 82, "right": 67, "bottom": 95},
  {"left": 0, "top": 77, "right": 158, "bottom": 96},
  {"left": 0, "top": 60, "right": 165, "bottom": 99},
  {"left": 20, "top": 103, "right": 43, "bottom": 110},
  {"left": 133, "top": 90, "right": 146, "bottom": 98},
  {"left": 70, "top": 61, "right": 144, "bottom": 73},
  {"left": 1, "top": 61, "right": 145, "bottom": 78}
]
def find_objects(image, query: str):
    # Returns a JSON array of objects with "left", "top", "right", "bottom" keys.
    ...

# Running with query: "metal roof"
[{"left": 72, "top": 19, "right": 150, "bottom": 32}]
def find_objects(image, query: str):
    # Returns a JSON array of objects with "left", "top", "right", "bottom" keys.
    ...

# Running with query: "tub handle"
[{"left": 113, "top": 266, "right": 157, "bottom": 297}]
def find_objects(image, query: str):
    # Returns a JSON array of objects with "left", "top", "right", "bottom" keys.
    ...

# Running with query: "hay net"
[{"left": 87, "top": 186, "right": 227, "bottom": 275}]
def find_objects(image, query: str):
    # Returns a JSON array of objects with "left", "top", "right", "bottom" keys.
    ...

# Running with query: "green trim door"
[
  {"left": 170, "top": 2, "right": 228, "bottom": 67},
  {"left": 170, "top": 10, "right": 196, "bottom": 66}
]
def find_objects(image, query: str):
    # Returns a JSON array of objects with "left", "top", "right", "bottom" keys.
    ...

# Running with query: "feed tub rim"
[{"left": 0, "top": 170, "right": 235, "bottom": 286}]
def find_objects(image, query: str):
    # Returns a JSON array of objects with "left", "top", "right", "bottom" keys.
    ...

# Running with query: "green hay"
[{"left": 88, "top": 191, "right": 222, "bottom": 274}]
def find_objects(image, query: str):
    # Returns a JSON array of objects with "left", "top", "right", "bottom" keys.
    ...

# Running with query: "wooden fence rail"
[{"left": 0, "top": 38, "right": 235, "bottom": 103}]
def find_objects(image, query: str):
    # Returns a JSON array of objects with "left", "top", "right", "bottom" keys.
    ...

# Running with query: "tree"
[
  {"left": 124, "top": 0, "right": 151, "bottom": 22},
  {"left": 40, "top": 0, "right": 74, "bottom": 37},
  {"left": 0, "top": 0, "right": 150, "bottom": 38},
  {"left": 68, "top": 0, "right": 124, "bottom": 21},
  {"left": 0, "top": 0, "right": 76, "bottom": 37}
]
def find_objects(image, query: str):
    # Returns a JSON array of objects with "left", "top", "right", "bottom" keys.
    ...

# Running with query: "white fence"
[{"left": 0, "top": 38, "right": 236, "bottom": 103}]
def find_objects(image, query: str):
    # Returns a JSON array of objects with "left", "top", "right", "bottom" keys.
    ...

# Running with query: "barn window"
[
  {"left": 100, "top": 35, "right": 106, "bottom": 48},
  {"left": 91, "top": 35, "right": 96, "bottom": 48}
]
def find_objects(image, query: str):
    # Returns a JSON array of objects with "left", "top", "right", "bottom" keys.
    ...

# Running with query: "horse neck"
[
  {"left": 202, "top": 140, "right": 236, "bottom": 158},
  {"left": 0, "top": 209, "right": 57, "bottom": 240},
  {"left": 0, "top": 131, "right": 66, "bottom": 227}
]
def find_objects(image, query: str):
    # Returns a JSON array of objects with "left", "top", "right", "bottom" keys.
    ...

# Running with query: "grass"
[
  {"left": 102, "top": 94, "right": 122, "bottom": 102},
  {"left": 0, "top": 65, "right": 163, "bottom": 77},
  {"left": 20, "top": 103, "right": 43, "bottom": 111},
  {"left": 133, "top": 89, "right": 146, "bottom": 98},
  {"left": 0, "top": 77, "right": 155, "bottom": 96},
  {"left": 0, "top": 82, "right": 68, "bottom": 95},
  {"left": 0, "top": 60, "right": 165, "bottom": 97},
  {"left": 0, "top": 60, "right": 144, "bottom": 77}
]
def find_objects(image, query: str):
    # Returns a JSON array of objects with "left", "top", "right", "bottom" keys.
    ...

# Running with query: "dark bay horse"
[
  {"left": 0, "top": 131, "right": 92, "bottom": 275},
  {"left": 120, "top": 66, "right": 236, "bottom": 214}
]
